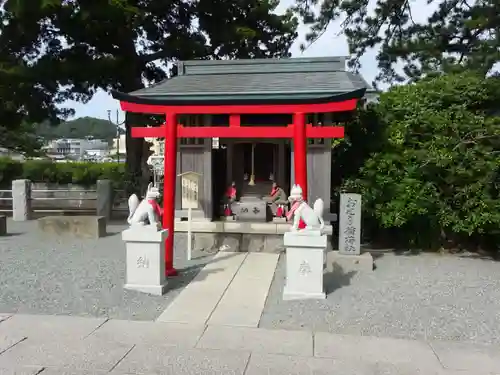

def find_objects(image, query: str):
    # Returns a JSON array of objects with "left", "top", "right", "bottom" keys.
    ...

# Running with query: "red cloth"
[
  {"left": 276, "top": 206, "right": 283, "bottom": 217},
  {"left": 226, "top": 186, "right": 236, "bottom": 199},
  {"left": 270, "top": 187, "right": 278, "bottom": 197},
  {"left": 148, "top": 199, "right": 163, "bottom": 218},
  {"left": 298, "top": 218, "right": 306, "bottom": 229},
  {"left": 224, "top": 205, "right": 232, "bottom": 216},
  {"left": 286, "top": 201, "right": 306, "bottom": 229}
]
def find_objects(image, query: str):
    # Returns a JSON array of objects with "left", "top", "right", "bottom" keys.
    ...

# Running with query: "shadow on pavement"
[{"left": 324, "top": 263, "right": 357, "bottom": 295}]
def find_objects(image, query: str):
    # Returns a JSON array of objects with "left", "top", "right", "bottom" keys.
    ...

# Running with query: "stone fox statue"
[
  {"left": 286, "top": 184, "right": 325, "bottom": 232},
  {"left": 127, "top": 183, "right": 162, "bottom": 229}
]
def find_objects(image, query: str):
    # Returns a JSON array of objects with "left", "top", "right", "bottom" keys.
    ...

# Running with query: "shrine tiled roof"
[{"left": 112, "top": 57, "right": 374, "bottom": 105}]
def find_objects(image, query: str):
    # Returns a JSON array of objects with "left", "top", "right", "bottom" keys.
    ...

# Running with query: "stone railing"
[{"left": 0, "top": 179, "right": 113, "bottom": 221}]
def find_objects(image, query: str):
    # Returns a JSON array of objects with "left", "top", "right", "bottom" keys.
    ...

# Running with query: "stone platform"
[
  {"left": 174, "top": 220, "right": 333, "bottom": 253},
  {"left": 37, "top": 215, "right": 106, "bottom": 239}
]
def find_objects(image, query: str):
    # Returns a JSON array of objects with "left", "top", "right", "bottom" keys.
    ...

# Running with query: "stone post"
[
  {"left": 328, "top": 193, "right": 374, "bottom": 272},
  {"left": 96, "top": 180, "right": 112, "bottom": 220},
  {"left": 339, "top": 193, "right": 362, "bottom": 255},
  {"left": 12, "top": 179, "right": 31, "bottom": 221},
  {"left": 282, "top": 230, "right": 327, "bottom": 300},
  {"left": 122, "top": 227, "right": 169, "bottom": 295}
]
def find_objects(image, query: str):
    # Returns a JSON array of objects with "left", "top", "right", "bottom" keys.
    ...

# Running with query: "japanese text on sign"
[
  {"left": 339, "top": 193, "right": 361, "bottom": 255},
  {"left": 343, "top": 197, "right": 358, "bottom": 252},
  {"left": 179, "top": 172, "right": 200, "bottom": 209}
]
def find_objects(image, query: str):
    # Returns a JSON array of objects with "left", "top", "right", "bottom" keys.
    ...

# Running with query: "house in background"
[{"left": 43, "top": 138, "right": 109, "bottom": 160}]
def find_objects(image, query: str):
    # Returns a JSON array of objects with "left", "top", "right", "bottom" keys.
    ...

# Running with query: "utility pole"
[{"left": 107, "top": 109, "right": 125, "bottom": 162}]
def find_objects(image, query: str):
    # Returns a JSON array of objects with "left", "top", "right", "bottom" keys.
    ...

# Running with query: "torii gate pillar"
[{"left": 163, "top": 113, "right": 178, "bottom": 276}]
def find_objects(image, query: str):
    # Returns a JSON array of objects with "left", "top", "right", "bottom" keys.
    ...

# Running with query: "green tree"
[
  {"left": 293, "top": 0, "right": 500, "bottom": 85},
  {"left": 0, "top": 0, "right": 297, "bottom": 193},
  {"left": 345, "top": 72, "right": 500, "bottom": 250},
  {"left": 36, "top": 117, "right": 123, "bottom": 143},
  {"left": 0, "top": 43, "right": 64, "bottom": 155}
]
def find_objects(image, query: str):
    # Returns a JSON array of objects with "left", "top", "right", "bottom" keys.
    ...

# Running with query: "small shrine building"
[{"left": 112, "top": 56, "right": 373, "bottom": 274}]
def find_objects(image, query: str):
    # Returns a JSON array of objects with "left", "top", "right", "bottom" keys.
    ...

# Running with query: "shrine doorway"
[
  {"left": 222, "top": 139, "right": 289, "bottom": 198},
  {"left": 242, "top": 142, "right": 274, "bottom": 197}
]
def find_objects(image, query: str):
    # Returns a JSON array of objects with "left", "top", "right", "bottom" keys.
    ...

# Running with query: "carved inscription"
[
  {"left": 137, "top": 256, "right": 150, "bottom": 268},
  {"left": 298, "top": 260, "right": 311, "bottom": 276},
  {"left": 339, "top": 193, "right": 361, "bottom": 255},
  {"left": 236, "top": 201, "right": 267, "bottom": 222}
]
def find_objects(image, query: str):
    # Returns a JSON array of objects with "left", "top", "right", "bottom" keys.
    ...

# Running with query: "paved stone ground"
[
  {"left": 260, "top": 252, "right": 500, "bottom": 345},
  {"left": 0, "top": 219, "right": 214, "bottom": 320},
  {"left": 0, "top": 313, "right": 499, "bottom": 374}
]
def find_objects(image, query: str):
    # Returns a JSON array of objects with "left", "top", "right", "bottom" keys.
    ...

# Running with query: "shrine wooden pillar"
[{"left": 163, "top": 112, "right": 178, "bottom": 276}]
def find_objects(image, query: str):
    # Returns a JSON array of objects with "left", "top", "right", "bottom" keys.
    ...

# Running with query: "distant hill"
[{"left": 36, "top": 117, "right": 125, "bottom": 142}]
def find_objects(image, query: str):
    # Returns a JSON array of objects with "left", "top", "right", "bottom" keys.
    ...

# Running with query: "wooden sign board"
[{"left": 178, "top": 171, "right": 201, "bottom": 210}]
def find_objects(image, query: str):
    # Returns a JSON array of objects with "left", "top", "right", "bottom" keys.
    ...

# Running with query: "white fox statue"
[
  {"left": 286, "top": 184, "right": 325, "bottom": 232},
  {"left": 127, "top": 183, "right": 162, "bottom": 230}
]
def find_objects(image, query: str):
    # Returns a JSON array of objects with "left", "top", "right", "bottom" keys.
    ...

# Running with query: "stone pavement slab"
[
  {"left": 0, "top": 337, "right": 133, "bottom": 372},
  {"left": 0, "top": 315, "right": 107, "bottom": 341},
  {"left": 0, "top": 366, "right": 45, "bottom": 375},
  {"left": 314, "top": 332, "right": 442, "bottom": 368},
  {"left": 197, "top": 325, "right": 312, "bottom": 356},
  {"left": 245, "top": 354, "right": 475, "bottom": 375},
  {"left": 38, "top": 370, "right": 109, "bottom": 375},
  {"left": 242, "top": 353, "right": 449, "bottom": 375},
  {"left": 156, "top": 252, "right": 247, "bottom": 325},
  {"left": 88, "top": 319, "right": 204, "bottom": 348},
  {"left": 110, "top": 345, "right": 250, "bottom": 375},
  {"left": 207, "top": 253, "right": 279, "bottom": 327},
  {"left": 430, "top": 340, "right": 500, "bottom": 373},
  {"left": 244, "top": 353, "right": 355, "bottom": 375},
  {"left": 2, "top": 313, "right": 500, "bottom": 375},
  {"left": 0, "top": 335, "right": 26, "bottom": 355}
]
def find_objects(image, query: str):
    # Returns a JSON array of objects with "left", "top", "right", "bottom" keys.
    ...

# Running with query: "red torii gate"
[{"left": 113, "top": 90, "right": 364, "bottom": 276}]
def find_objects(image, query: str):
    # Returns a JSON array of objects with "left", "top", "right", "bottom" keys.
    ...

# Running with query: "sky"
[{"left": 67, "top": 0, "right": 433, "bottom": 122}]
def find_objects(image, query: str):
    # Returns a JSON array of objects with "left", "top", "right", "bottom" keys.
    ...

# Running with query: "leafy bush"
[
  {"left": 345, "top": 72, "right": 500, "bottom": 251},
  {"left": 0, "top": 159, "right": 126, "bottom": 188}
]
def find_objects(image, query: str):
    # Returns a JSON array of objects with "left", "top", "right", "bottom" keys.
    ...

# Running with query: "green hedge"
[{"left": 0, "top": 158, "right": 126, "bottom": 188}]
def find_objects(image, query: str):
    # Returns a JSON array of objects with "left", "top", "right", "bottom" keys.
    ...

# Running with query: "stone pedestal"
[
  {"left": 282, "top": 230, "right": 327, "bottom": 300},
  {"left": 122, "top": 227, "right": 169, "bottom": 296},
  {"left": 38, "top": 216, "right": 106, "bottom": 239}
]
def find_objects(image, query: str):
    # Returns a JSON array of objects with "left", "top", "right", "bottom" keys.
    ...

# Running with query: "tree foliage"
[
  {"left": 0, "top": 158, "right": 125, "bottom": 187},
  {"left": 345, "top": 72, "right": 500, "bottom": 250},
  {"left": 0, "top": 0, "right": 297, "bottom": 192},
  {"left": 293, "top": 0, "right": 500, "bottom": 85}
]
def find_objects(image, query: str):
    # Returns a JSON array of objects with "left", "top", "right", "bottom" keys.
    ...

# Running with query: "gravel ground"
[
  {"left": 260, "top": 252, "right": 500, "bottom": 344},
  {"left": 0, "top": 219, "right": 214, "bottom": 320}
]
